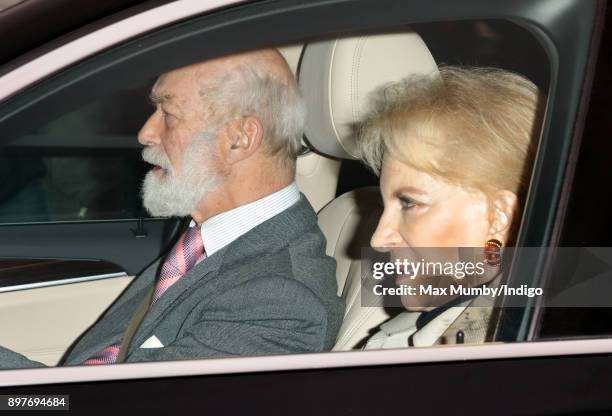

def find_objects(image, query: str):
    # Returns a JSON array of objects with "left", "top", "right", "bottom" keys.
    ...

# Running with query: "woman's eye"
[{"left": 399, "top": 196, "right": 417, "bottom": 210}]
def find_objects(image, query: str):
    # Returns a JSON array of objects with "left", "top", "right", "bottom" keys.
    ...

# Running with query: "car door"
[{"left": 0, "top": 0, "right": 610, "bottom": 414}]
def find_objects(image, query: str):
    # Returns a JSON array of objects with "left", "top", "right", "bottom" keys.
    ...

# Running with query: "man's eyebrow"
[{"left": 149, "top": 92, "right": 175, "bottom": 105}]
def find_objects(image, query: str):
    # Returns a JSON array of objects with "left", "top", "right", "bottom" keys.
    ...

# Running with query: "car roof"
[{"left": 0, "top": 0, "right": 174, "bottom": 69}]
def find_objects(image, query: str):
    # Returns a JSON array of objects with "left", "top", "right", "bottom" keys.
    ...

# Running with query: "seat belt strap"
[{"left": 116, "top": 286, "right": 154, "bottom": 363}]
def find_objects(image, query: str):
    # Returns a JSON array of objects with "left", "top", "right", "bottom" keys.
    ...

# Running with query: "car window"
[{"left": 0, "top": 82, "right": 153, "bottom": 223}]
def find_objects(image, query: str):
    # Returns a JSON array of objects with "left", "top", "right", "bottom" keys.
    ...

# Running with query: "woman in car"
[{"left": 357, "top": 66, "right": 543, "bottom": 348}]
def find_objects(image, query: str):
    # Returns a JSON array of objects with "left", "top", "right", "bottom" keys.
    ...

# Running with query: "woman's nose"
[
  {"left": 138, "top": 112, "right": 162, "bottom": 146},
  {"left": 370, "top": 215, "right": 404, "bottom": 252}
]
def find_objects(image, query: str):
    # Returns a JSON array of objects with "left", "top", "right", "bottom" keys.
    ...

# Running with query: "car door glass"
[{"left": 0, "top": 82, "right": 153, "bottom": 223}]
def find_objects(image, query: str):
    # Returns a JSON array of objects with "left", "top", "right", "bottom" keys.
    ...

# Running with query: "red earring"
[{"left": 484, "top": 239, "right": 502, "bottom": 266}]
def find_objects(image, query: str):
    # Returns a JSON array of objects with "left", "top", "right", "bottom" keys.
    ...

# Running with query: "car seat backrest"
[
  {"left": 298, "top": 31, "right": 438, "bottom": 350},
  {"left": 278, "top": 44, "right": 342, "bottom": 212}
]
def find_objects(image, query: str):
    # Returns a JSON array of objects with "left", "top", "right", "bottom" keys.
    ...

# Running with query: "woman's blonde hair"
[{"left": 358, "top": 66, "right": 544, "bottom": 202}]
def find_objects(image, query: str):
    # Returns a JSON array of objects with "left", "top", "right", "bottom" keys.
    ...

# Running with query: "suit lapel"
[{"left": 128, "top": 249, "right": 226, "bottom": 351}]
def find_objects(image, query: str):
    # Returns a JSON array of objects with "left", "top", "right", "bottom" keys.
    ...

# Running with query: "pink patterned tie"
[{"left": 83, "top": 225, "right": 205, "bottom": 365}]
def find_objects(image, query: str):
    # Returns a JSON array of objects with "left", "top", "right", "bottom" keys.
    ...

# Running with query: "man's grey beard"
[{"left": 141, "top": 130, "right": 221, "bottom": 217}]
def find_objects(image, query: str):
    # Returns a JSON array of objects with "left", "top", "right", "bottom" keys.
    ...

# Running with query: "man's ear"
[
  {"left": 487, "top": 190, "right": 519, "bottom": 245},
  {"left": 222, "top": 116, "right": 264, "bottom": 165}
]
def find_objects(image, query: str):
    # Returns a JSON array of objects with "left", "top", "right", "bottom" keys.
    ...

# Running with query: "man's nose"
[
  {"left": 370, "top": 213, "right": 404, "bottom": 252},
  {"left": 138, "top": 112, "right": 162, "bottom": 146}
]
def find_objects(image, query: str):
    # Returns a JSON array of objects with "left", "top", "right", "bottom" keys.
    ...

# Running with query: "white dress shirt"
[{"left": 189, "top": 182, "right": 300, "bottom": 257}]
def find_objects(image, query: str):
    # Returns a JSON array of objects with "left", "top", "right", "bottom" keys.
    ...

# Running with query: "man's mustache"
[{"left": 142, "top": 147, "right": 172, "bottom": 171}]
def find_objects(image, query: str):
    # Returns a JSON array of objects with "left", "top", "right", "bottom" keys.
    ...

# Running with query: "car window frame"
[{"left": 527, "top": 0, "right": 609, "bottom": 341}]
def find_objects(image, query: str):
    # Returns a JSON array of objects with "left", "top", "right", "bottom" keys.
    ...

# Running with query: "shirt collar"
[{"left": 189, "top": 182, "right": 300, "bottom": 257}]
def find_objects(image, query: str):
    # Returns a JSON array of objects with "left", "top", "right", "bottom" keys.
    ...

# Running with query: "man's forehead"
[
  {"left": 151, "top": 72, "right": 180, "bottom": 96},
  {"left": 153, "top": 63, "right": 228, "bottom": 110},
  {"left": 151, "top": 73, "right": 167, "bottom": 92},
  {"left": 150, "top": 69, "right": 198, "bottom": 105}
]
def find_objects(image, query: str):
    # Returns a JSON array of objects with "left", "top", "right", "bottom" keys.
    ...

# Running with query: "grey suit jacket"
[{"left": 0, "top": 194, "right": 344, "bottom": 369}]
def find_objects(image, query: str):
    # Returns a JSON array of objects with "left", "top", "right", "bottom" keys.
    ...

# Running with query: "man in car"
[{"left": 0, "top": 48, "right": 344, "bottom": 368}]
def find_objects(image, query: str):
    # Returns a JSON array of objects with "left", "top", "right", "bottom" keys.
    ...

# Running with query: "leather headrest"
[{"left": 298, "top": 30, "right": 438, "bottom": 159}]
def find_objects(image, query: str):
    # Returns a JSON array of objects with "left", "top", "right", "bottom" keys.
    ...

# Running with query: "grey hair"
[{"left": 199, "top": 62, "right": 306, "bottom": 169}]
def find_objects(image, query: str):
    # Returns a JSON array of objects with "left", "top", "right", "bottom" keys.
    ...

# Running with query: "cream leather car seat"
[
  {"left": 278, "top": 44, "right": 342, "bottom": 213},
  {"left": 298, "top": 31, "right": 438, "bottom": 350}
]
